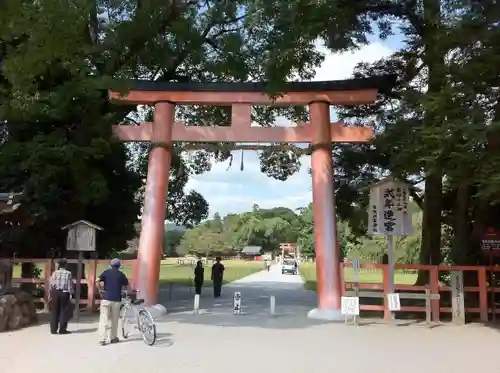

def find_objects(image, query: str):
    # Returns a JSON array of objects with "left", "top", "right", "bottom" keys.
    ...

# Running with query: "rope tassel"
[{"left": 226, "top": 154, "right": 233, "bottom": 171}]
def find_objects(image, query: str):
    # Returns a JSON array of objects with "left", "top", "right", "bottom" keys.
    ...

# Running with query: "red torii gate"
[{"left": 109, "top": 77, "right": 393, "bottom": 320}]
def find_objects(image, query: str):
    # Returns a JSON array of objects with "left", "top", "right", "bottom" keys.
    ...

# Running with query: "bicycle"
[{"left": 120, "top": 290, "right": 157, "bottom": 346}]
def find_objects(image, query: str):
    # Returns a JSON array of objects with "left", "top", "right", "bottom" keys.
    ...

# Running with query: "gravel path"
[{"left": 1, "top": 265, "right": 500, "bottom": 373}]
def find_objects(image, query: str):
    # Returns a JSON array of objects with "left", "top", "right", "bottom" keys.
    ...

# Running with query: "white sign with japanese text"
[
  {"left": 387, "top": 293, "right": 401, "bottom": 311},
  {"left": 367, "top": 177, "right": 413, "bottom": 236},
  {"left": 341, "top": 296, "right": 360, "bottom": 316}
]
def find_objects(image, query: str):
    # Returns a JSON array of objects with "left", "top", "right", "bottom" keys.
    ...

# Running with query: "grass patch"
[
  {"left": 157, "top": 260, "right": 263, "bottom": 287},
  {"left": 300, "top": 263, "right": 417, "bottom": 291},
  {"left": 11, "top": 259, "right": 263, "bottom": 288}
]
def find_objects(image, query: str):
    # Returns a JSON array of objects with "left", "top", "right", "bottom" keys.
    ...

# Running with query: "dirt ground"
[{"left": 1, "top": 266, "right": 498, "bottom": 373}]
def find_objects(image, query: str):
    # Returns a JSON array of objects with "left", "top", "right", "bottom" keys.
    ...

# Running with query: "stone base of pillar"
[{"left": 307, "top": 307, "right": 343, "bottom": 321}]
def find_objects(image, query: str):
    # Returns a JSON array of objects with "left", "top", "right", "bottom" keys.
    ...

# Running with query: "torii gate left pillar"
[{"left": 109, "top": 77, "right": 390, "bottom": 318}]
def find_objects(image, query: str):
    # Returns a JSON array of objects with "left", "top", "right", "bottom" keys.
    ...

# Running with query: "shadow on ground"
[
  {"left": 118, "top": 332, "right": 174, "bottom": 347},
  {"left": 158, "top": 280, "right": 334, "bottom": 330},
  {"left": 32, "top": 281, "right": 453, "bottom": 332}
]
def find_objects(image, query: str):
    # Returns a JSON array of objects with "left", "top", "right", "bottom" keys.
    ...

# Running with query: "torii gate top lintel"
[
  {"left": 109, "top": 75, "right": 395, "bottom": 105},
  {"left": 122, "top": 75, "right": 398, "bottom": 306},
  {"left": 109, "top": 75, "right": 396, "bottom": 145}
]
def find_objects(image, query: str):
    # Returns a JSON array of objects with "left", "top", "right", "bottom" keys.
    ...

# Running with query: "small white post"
[
  {"left": 270, "top": 295, "right": 276, "bottom": 315},
  {"left": 193, "top": 294, "right": 200, "bottom": 314}
]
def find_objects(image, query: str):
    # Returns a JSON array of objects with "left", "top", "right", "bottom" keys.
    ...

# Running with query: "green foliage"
[
  {"left": 305, "top": 0, "right": 500, "bottom": 271},
  {"left": 176, "top": 201, "right": 424, "bottom": 265},
  {"left": 178, "top": 207, "right": 299, "bottom": 256},
  {"left": 163, "top": 229, "right": 185, "bottom": 256},
  {"left": 0, "top": 0, "right": 341, "bottom": 257}
]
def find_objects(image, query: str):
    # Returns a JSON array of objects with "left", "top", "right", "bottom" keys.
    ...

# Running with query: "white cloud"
[
  {"left": 313, "top": 41, "right": 393, "bottom": 81},
  {"left": 184, "top": 40, "right": 396, "bottom": 217}
]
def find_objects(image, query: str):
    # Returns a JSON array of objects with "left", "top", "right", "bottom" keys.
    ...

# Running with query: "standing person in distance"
[
  {"left": 194, "top": 260, "right": 204, "bottom": 295},
  {"left": 49, "top": 259, "right": 74, "bottom": 335},
  {"left": 211, "top": 256, "right": 225, "bottom": 298},
  {"left": 96, "top": 258, "right": 130, "bottom": 346}
]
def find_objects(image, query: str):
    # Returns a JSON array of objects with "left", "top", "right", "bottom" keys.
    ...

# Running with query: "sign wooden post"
[
  {"left": 61, "top": 220, "right": 103, "bottom": 320},
  {"left": 368, "top": 177, "right": 413, "bottom": 320}
]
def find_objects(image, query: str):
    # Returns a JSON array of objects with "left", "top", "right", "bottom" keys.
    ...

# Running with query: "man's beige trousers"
[{"left": 99, "top": 300, "right": 121, "bottom": 342}]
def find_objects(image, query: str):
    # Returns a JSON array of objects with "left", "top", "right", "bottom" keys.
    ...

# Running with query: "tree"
[
  {"left": 163, "top": 229, "right": 185, "bottom": 257},
  {"left": 177, "top": 225, "right": 232, "bottom": 256},
  {"left": 296, "top": 203, "right": 355, "bottom": 259},
  {"left": 230, "top": 212, "right": 295, "bottom": 253},
  {"left": 298, "top": 1, "right": 500, "bottom": 282},
  {"left": 0, "top": 0, "right": 336, "bottom": 258},
  {"left": 296, "top": 205, "right": 314, "bottom": 257},
  {"left": 207, "top": 213, "right": 223, "bottom": 233}
]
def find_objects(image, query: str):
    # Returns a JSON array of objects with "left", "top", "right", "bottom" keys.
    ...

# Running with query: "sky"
[{"left": 184, "top": 33, "right": 404, "bottom": 218}]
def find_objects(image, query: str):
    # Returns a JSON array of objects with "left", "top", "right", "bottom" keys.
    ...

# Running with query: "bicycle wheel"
[
  {"left": 138, "top": 309, "right": 156, "bottom": 346},
  {"left": 120, "top": 304, "right": 133, "bottom": 339}
]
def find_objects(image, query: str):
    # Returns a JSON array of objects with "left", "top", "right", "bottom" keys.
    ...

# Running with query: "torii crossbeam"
[{"left": 109, "top": 76, "right": 394, "bottom": 321}]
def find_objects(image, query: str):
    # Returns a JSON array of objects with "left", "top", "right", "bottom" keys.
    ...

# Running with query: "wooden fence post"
[
  {"left": 429, "top": 266, "right": 440, "bottom": 322},
  {"left": 87, "top": 259, "right": 97, "bottom": 312},
  {"left": 43, "top": 259, "right": 53, "bottom": 311},
  {"left": 382, "top": 264, "right": 391, "bottom": 322},
  {"left": 478, "top": 267, "right": 488, "bottom": 323},
  {"left": 339, "top": 262, "right": 346, "bottom": 296},
  {"left": 425, "top": 288, "right": 431, "bottom": 324}
]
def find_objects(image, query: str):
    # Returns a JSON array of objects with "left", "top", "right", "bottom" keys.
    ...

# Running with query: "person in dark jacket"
[
  {"left": 211, "top": 257, "right": 225, "bottom": 298},
  {"left": 194, "top": 260, "right": 204, "bottom": 295},
  {"left": 97, "top": 258, "right": 130, "bottom": 346}
]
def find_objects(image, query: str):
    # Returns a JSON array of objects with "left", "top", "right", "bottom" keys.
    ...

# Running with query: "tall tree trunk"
[
  {"left": 451, "top": 181, "right": 470, "bottom": 265},
  {"left": 416, "top": 173, "right": 442, "bottom": 284},
  {"left": 415, "top": 0, "right": 445, "bottom": 284}
]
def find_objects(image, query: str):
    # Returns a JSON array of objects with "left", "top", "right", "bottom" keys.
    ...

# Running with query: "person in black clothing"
[
  {"left": 194, "top": 260, "right": 204, "bottom": 295},
  {"left": 211, "top": 257, "right": 225, "bottom": 298}
]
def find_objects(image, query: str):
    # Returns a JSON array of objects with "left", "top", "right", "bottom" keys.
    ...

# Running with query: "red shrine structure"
[{"left": 109, "top": 77, "right": 394, "bottom": 320}]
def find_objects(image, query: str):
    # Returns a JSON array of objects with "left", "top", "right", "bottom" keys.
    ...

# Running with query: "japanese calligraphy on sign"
[
  {"left": 367, "top": 177, "right": 413, "bottom": 236},
  {"left": 481, "top": 230, "right": 500, "bottom": 251},
  {"left": 341, "top": 296, "right": 360, "bottom": 316},
  {"left": 233, "top": 291, "right": 242, "bottom": 314},
  {"left": 387, "top": 293, "right": 401, "bottom": 311}
]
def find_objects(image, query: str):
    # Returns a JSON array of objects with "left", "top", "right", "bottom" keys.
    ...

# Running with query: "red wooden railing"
[
  {"left": 0, "top": 258, "right": 136, "bottom": 312},
  {"left": 1, "top": 258, "right": 498, "bottom": 323},
  {"left": 341, "top": 263, "right": 493, "bottom": 322}
]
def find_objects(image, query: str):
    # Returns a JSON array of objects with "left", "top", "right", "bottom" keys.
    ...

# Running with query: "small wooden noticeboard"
[
  {"left": 62, "top": 220, "right": 103, "bottom": 252},
  {"left": 61, "top": 220, "right": 103, "bottom": 321}
]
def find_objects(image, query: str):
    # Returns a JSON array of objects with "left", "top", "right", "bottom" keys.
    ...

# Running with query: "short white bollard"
[
  {"left": 270, "top": 295, "right": 276, "bottom": 315},
  {"left": 233, "top": 292, "right": 242, "bottom": 315},
  {"left": 193, "top": 294, "right": 200, "bottom": 314},
  {"left": 144, "top": 304, "right": 167, "bottom": 319}
]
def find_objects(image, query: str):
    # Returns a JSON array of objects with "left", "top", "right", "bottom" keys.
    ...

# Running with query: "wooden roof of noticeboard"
[{"left": 61, "top": 220, "right": 103, "bottom": 231}]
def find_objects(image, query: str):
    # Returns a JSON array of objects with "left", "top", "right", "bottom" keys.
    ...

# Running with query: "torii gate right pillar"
[{"left": 308, "top": 101, "right": 343, "bottom": 320}]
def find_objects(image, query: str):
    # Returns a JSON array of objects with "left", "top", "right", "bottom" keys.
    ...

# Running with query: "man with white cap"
[{"left": 96, "top": 258, "right": 130, "bottom": 346}]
